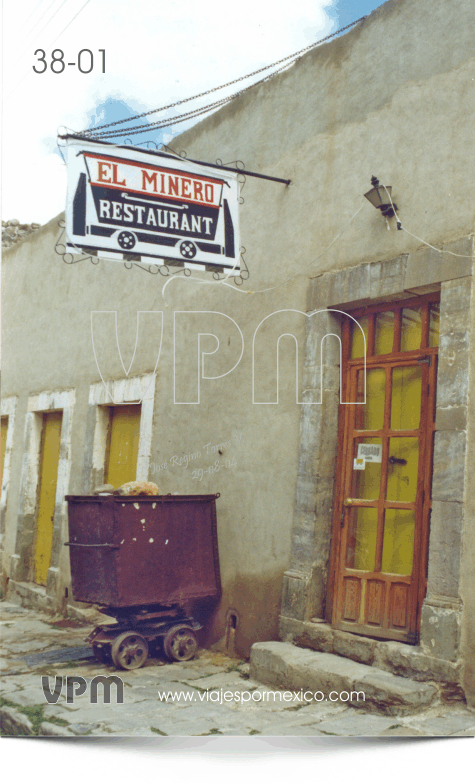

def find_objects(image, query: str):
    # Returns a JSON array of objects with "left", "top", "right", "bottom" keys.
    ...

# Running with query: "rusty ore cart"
[{"left": 65, "top": 494, "right": 221, "bottom": 670}]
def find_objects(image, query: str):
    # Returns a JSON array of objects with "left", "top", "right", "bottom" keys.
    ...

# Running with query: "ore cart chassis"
[
  {"left": 86, "top": 604, "right": 202, "bottom": 670},
  {"left": 65, "top": 493, "right": 221, "bottom": 670}
]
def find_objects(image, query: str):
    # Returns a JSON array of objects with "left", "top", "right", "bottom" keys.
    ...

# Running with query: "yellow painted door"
[
  {"left": 105, "top": 405, "right": 141, "bottom": 488},
  {"left": 331, "top": 298, "right": 439, "bottom": 643},
  {"left": 35, "top": 411, "right": 62, "bottom": 585},
  {"left": 1, "top": 417, "right": 8, "bottom": 487}
]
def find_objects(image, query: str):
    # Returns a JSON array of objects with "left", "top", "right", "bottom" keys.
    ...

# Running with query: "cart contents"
[
  {"left": 92, "top": 484, "right": 115, "bottom": 495},
  {"left": 115, "top": 481, "right": 160, "bottom": 496}
]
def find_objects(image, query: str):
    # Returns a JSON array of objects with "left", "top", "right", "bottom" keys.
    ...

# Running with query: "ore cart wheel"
[
  {"left": 92, "top": 642, "right": 112, "bottom": 665},
  {"left": 163, "top": 625, "right": 198, "bottom": 662},
  {"left": 111, "top": 631, "right": 149, "bottom": 670}
]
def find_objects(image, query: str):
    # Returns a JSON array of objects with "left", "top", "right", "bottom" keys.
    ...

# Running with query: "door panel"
[
  {"left": 374, "top": 311, "right": 395, "bottom": 355},
  {"left": 391, "top": 366, "right": 422, "bottom": 429},
  {"left": 386, "top": 438, "right": 418, "bottom": 503},
  {"left": 35, "top": 411, "right": 62, "bottom": 585},
  {"left": 1, "top": 417, "right": 8, "bottom": 486},
  {"left": 105, "top": 404, "right": 141, "bottom": 488},
  {"left": 357, "top": 368, "right": 386, "bottom": 429},
  {"left": 381, "top": 509, "right": 415, "bottom": 575},
  {"left": 330, "top": 295, "right": 438, "bottom": 643},
  {"left": 401, "top": 307, "right": 423, "bottom": 351},
  {"left": 346, "top": 507, "right": 378, "bottom": 571}
]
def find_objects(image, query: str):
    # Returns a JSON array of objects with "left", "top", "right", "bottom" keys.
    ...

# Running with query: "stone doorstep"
[
  {"left": 6, "top": 581, "right": 54, "bottom": 614},
  {"left": 250, "top": 642, "right": 439, "bottom": 716},
  {"left": 5, "top": 582, "right": 117, "bottom": 626},
  {"left": 280, "top": 617, "right": 462, "bottom": 687}
]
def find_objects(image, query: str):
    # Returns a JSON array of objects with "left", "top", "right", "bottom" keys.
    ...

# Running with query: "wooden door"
[
  {"left": 105, "top": 404, "right": 141, "bottom": 488},
  {"left": 329, "top": 296, "right": 439, "bottom": 643},
  {"left": 35, "top": 411, "right": 63, "bottom": 585},
  {"left": 1, "top": 417, "right": 8, "bottom": 487}
]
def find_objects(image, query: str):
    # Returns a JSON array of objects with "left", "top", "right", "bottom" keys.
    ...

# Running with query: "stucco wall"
[{"left": 2, "top": 0, "right": 474, "bottom": 658}]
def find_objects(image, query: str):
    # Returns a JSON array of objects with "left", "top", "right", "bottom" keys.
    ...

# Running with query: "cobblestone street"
[{"left": 1, "top": 601, "right": 475, "bottom": 738}]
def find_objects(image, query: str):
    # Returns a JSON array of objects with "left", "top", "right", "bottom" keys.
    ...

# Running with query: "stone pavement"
[{"left": 1, "top": 601, "right": 474, "bottom": 738}]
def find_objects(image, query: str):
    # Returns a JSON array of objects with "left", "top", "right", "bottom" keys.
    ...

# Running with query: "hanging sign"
[{"left": 64, "top": 140, "right": 241, "bottom": 273}]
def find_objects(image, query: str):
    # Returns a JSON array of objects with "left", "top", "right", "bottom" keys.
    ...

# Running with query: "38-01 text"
[{"left": 33, "top": 49, "right": 105, "bottom": 73}]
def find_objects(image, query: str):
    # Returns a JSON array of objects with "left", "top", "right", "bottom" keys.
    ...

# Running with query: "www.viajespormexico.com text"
[{"left": 157, "top": 689, "right": 365, "bottom": 705}]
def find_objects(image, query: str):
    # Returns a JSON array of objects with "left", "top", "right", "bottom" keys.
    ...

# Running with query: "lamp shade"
[
  {"left": 364, "top": 183, "right": 393, "bottom": 209},
  {"left": 364, "top": 177, "right": 397, "bottom": 216}
]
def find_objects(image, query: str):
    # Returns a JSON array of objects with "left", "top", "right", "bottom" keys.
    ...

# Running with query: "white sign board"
[
  {"left": 64, "top": 140, "right": 241, "bottom": 273},
  {"left": 357, "top": 443, "right": 382, "bottom": 463}
]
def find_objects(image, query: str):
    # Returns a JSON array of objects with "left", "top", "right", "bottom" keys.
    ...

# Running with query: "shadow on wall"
[{"left": 189, "top": 569, "right": 285, "bottom": 659}]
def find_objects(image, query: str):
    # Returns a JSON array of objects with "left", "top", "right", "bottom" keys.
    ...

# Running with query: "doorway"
[
  {"left": 329, "top": 295, "right": 439, "bottom": 643},
  {"left": 1, "top": 417, "right": 8, "bottom": 487},
  {"left": 35, "top": 411, "right": 63, "bottom": 585},
  {"left": 104, "top": 404, "right": 141, "bottom": 488}
]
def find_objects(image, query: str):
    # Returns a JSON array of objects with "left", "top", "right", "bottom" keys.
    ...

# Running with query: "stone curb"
[
  {"left": 250, "top": 642, "right": 439, "bottom": 716},
  {"left": 39, "top": 721, "right": 76, "bottom": 737},
  {"left": 0, "top": 706, "right": 34, "bottom": 736}
]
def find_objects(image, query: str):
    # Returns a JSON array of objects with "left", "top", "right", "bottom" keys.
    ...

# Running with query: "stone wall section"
[{"left": 420, "top": 275, "right": 472, "bottom": 663}]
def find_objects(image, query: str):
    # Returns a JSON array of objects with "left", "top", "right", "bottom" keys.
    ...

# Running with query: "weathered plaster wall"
[{"left": 2, "top": 0, "right": 474, "bottom": 658}]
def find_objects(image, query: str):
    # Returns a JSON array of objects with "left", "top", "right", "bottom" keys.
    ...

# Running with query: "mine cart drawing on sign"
[{"left": 65, "top": 494, "right": 221, "bottom": 669}]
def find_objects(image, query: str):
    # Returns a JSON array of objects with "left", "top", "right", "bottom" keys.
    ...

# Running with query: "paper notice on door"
[
  {"left": 357, "top": 443, "right": 382, "bottom": 463},
  {"left": 353, "top": 457, "right": 366, "bottom": 470}
]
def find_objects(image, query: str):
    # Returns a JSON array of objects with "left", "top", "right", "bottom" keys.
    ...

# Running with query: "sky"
[
  {"left": 2, "top": 0, "right": 454, "bottom": 782},
  {"left": 2, "top": 0, "right": 384, "bottom": 224}
]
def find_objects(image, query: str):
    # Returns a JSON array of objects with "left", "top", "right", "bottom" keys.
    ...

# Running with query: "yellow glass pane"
[
  {"left": 35, "top": 411, "right": 62, "bottom": 585},
  {"left": 429, "top": 303, "right": 440, "bottom": 348},
  {"left": 386, "top": 438, "right": 419, "bottom": 503},
  {"left": 350, "top": 317, "right": 369, "bottom": 359},
  {"left": 353, "top": 438, "right": 382, "bottom": 500},
  {"left": 381, "top": 509, "right": 415, "bottom": 575},
  {"left": 346, "top": 507, "right": 378, "bottom": 571},
  {"left": 105, "top": 405, "right": 141, "bottom": 488},
  {"left": 1, "top": 417, "right": 8, "bottom": 487},
  {"left": 401, "top": 307, "right": 422, "bottom": 352},
  {"left": 356, "top": 368, "right": 386, "bottom": 430},
  {"left": 391, "top": 366, "right": 422, "bottom": 430},
  {"left": 374, "top": 311, "right": 394, "bottom": 355}
]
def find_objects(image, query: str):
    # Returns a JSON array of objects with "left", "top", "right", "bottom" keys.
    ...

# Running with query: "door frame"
[
  {"left": 34, "top": 410, "right": 63, "bottom": 585},
  {"left": 86, "top": 374, "right": 156, "bottom": 490},
  {"left": 327, "top": 293, "right": 439, "bottom": 643},
  {"left": 11, "top": 389, "right": 75, "bottom": 594}
]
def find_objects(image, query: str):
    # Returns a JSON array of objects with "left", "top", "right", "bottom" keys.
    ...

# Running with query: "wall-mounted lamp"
[{"left": 364, "top": 175, "right": 398, "bottom": 218}]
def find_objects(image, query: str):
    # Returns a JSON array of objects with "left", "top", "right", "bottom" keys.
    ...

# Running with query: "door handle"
[{"left": 389, "top": 456, "right": 407, "bottom": 465}]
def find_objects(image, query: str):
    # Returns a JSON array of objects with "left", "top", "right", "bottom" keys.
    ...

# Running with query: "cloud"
[{"left": 4, "top": 0, "right": 335, "bottom": 222}]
